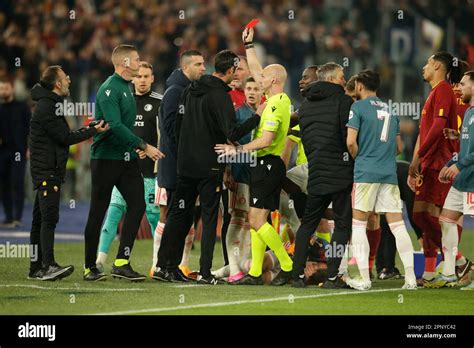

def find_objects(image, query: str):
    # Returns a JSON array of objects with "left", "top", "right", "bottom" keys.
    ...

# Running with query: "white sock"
[
  {"left": 280, "top": 192, "right": 301, "bottom": 232},
  {"left": 440, "top": 220, "right": 458, "bottom": 276},
  {"left": 389, "top": 220, "right": 416, "bottom": 282},
  {"left": 96, "top": 252, "right": 107, "bottom": 266},
  {"left": 239, "top": 222, "right": 251, "bottom": 262},
  {"left": 226, "top": 216, "right": 244, "bottom": 275},
  {"left": 212, "top": 265, "right": 230, "bottom": 278},
  {"left": 456, "top": 255, "right": 466, "bottom": 267},
  {"left": 239, "top": 259, "right": 252, "bottom": 274},
  {"left": 351, "top": 219, "right": 370, "bottom": 282},
  {"left": 179, "top": 226, "right": 195, "bottom": 267},
  {"left": 152, "top": 222, "right": 165, "bottom": 267},
  {"left": 338, "top": 244, "right": 349, "bottom": 275}
]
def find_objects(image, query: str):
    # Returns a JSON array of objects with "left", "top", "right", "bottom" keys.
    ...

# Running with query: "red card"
[{"left": 245, "top": 19, "right": 260, "bottom": 29}]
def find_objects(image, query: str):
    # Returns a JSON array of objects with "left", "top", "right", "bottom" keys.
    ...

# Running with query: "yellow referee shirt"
[
  {"left": 287, "top": 125, "right": 307, "bottom": 165},
  {"left": 254, "top": 92, "right": 291, "bottom": 158}
]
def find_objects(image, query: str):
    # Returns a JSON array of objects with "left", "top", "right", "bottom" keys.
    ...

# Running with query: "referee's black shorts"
[{"left": 249, "top": 155, "right": 286, "bottom": 210}]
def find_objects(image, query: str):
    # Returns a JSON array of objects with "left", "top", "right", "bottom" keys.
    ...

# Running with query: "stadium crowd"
[{"left": 0, "top": 0, "right": 473, "bottom": 289}]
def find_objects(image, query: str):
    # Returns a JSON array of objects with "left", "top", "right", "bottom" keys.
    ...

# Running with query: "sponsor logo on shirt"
[{"left": 135, "top": 114, "right": 144, "bottom": 127}]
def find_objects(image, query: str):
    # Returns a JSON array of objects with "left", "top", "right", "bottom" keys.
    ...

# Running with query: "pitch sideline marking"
[
  {"left": 92, "top": 287, "right": 403, "bottom": 315},
  {"left": 0, "top": 284, "right": 145, "bottom": 292}
]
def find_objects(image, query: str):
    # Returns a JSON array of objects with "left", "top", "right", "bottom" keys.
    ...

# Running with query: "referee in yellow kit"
[{"left": 215, "top": 27, "right": 293, "bottom": 286}]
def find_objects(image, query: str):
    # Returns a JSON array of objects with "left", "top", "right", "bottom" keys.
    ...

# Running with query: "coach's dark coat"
[
  {"left": 298, "top": 81, "right": 354, "bottom": 195},
  {"left": 157, "top": 69, "right": 190, "bottom": 190},
  {"left": 29, "top": 83, "right": 96, "bottom": 188},
  {"left": 175, "top": 74, "right": 260, "bottom": 178}
]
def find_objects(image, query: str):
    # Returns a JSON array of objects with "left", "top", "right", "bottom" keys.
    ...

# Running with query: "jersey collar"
[
  {"left": 112, "top": 72, "right": 131, "bottom": 84},
  {"left": 133, "top": 89, "right": 152, "bottom": 98}
]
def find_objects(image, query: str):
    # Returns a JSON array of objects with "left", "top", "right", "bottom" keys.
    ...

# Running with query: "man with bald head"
[{"left": 215, "top": 28, "right": 293, "bottom": 286}]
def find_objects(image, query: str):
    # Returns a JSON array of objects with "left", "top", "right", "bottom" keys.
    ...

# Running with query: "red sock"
[
  {"left": 425, "top": 256, "right": 437, "bottom": 273},
  {"left": 367, "top": 228, "right": 381, "bottom": 272},
  {"left": 422, "top": 233, "right": 439, "bottom": 257},
  {"left": 427, "top": 215, "right": 442, "bottom": 248},
  {"left": 414, "top": 212, "right": 439, "bottom": 273},
  {"left": 456, "top": 225, "right": 463, "bottom": 260}
]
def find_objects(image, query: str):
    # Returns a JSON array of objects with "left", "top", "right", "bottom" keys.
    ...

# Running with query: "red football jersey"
[
  {"left": 419, "top": 80, "right": 457, "bottom": 171},
  {"left": 229, "top": 88, "right": 266, "bottom": 111}
]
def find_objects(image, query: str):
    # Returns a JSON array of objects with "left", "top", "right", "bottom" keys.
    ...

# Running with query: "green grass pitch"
[{"left": 0, "top": 231, "right": 473, "bottom": 315}]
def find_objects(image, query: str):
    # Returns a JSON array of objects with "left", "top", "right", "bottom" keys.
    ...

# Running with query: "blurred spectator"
[
  {"left": 1, "top": 0, "right": 473, "bottom": 104},
  {"left": 0, "top": 0, "right": 472, "bottom": 204},
  {"left": 0, "top": 78, "right": 31, "bottom": 227}
]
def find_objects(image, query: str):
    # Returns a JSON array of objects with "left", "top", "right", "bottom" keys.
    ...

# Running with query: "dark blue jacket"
[
  {"left": 157, "top": 69, "right": 190, "bottom": 190},
  {"left": 0, "top": 99, "right": 30, "bottom": 154}
]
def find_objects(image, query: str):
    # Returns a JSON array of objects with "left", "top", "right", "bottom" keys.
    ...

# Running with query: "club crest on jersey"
[
  {"left": 144, "top": 104, "right": 152, "bottom": 112},
  {"left": 271, "top": 106, "right": 276, "bottom": 112},
  {"left": 105, "top": 90, "right": 111, "bottom": 97}
]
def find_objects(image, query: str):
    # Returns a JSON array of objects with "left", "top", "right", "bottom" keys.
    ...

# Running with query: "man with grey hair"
[{"left": 291, "top": 62, "right": 354, "bottom": 289}]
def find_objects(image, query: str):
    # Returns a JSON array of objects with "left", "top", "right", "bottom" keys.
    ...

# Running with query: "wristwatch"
[{"left": 244, "top": 41, "right": 254, "bottom": 49}]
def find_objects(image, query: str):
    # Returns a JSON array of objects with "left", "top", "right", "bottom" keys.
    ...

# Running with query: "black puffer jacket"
[
  {"left": 298, "top": 81, "right": 354, "bottom": 195},
  {"left": 29, "top": 83, "right": 96, "bottom": 188}
]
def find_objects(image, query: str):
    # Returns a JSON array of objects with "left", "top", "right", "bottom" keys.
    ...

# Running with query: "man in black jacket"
[
  {"left": 28, "top": 65, "right": 108, "bottom": 281},
  {"left": 153, "top": 50, "right": 260, "bottom": 284},
  {"left": 292, "top": 62, "right": 354, "bottom": 289},
  {"left": 153, "top": 50, "right": 205, "bottom": 276}
]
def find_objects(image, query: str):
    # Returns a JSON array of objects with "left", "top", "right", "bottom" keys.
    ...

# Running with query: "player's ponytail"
[{"left": 432, "top": 51, "right": 466, "bottom": 85}]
